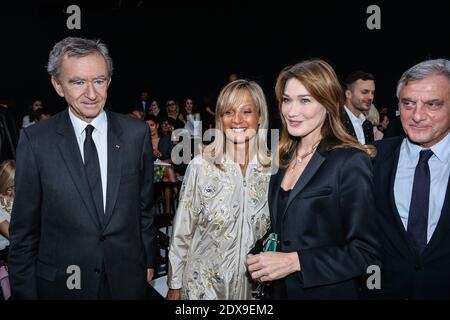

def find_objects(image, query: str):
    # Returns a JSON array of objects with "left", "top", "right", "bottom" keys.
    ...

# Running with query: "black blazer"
[
  {"left": 134, "top": 100, "right": 150, "bottom": 116},
  {"left": 8, "top": 110, "right": 157, "bottom": 299},
  {"left": 342, "top": 109, "right": 374, "bottom": 145},
  {"left": 267, "top": 141, "right": 380, "bottom": 299},
  {"left": 372, "top": 137, "right": 450, "bottom": 299}
]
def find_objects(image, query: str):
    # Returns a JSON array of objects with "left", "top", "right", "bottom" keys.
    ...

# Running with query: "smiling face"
[
  {"left": 281, "top": 78, "right": 327, "bottom": 139},
  {"left": 399, "top": 73, "right": 450, "bottom": 148},
  {"left": 346, "top": 79, "right": 375, "bottom": 113},
  {"left": 221, "top": 90, "right": 260, "bottom": 144},
  {"left": 51, "top": 53, "right": 111, "bottom": 122}
]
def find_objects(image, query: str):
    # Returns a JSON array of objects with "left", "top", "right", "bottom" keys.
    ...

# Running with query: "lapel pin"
[{"left": 115, "top": 145, "right": 120, "bottom": 149}]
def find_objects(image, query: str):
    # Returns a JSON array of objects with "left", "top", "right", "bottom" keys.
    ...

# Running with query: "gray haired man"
[
  {"left": 8, "top": 37, "right": 157, "bottom": 299},
  {"left": 372, "top": 59, "right": 450, "bottom": 299}
]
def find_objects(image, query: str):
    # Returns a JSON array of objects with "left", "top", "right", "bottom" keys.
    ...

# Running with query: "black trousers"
[{"left": 97, "top": 263, "right": 111, "bottom": 300}]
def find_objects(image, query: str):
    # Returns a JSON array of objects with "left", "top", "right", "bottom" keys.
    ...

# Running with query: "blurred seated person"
[
  {"left": 365, "top": 104, "right": 384, "bottom": 141},
  {"left": 22, "top": 99, "right": 43, "bottom": 128},
  {"left": 383, "top": 107, "right": 405, "bottom": 138},
  {"left": 181, "top": 97, "right": 202, "bottom": 138},
  {"left": 146, "top": 115, "right": 178, "bottom": 216},
  {"left": 378, "top": 111, "right": 390, "bottom": 133},
  {"left": 134, "top": 90, "right": 151, "bottom": 116},
  {"left": 0, "top": 160, "right": 15, "bottom": 262},
  {"left": 166, "top": 99, "right": 185, "bottom": 130},
  {"left": 160, "top": 117, "right": 174, "bottom": 136},
  {"left": 27, "top": 107, "right": 51, "bottom": 127},
  {"left": 149, "top": 100, "right": 167, "bottom": 123}
]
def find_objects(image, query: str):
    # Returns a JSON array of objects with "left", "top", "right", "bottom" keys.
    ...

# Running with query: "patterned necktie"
[
  {"left": 407, "top": 149, "right": 434, "bottom": 255},
  {"left": 84, "top": 125, "right": 104, "bottom": 217}
]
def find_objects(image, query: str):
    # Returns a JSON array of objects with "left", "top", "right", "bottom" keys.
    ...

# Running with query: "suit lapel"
[
  {"left": 386, "top": 142, "right": 418, "bottom": 257},
  {"left": 281, "top": 150, "right": 326, "bottom": 223},
  {"left": 103, "top": 111, "right": 123, "bottom": 230},
  {"left": 269, "top": 168, "right": 284, "bottom": 230},
  {"left": 422, "top": 173, "right": 450, "bottom": 258},
  {"left": 56, "top": 110, "right": 102, "bottom": 229},
  {"left": 342, "top": 110, "right": 357, "bottom": 138}
]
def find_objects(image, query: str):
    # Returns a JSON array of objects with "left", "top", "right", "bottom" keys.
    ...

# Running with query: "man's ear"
[
  {"left": 51, "top": 76, "right": 65, "bottom": 97},
  {"left": 345, "top": 89, "right": 352, "bottom": 100}
]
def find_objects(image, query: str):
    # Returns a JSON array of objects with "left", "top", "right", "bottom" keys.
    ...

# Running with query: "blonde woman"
[
  {"left": 365, "top": 104, "right": 384, "bottom": 141},
  {"left": 167, "top": 80, "right": 272, "bottom": 300},
  {"left": 247, "top": 59, "right": 380, "bottom": 299},
  {"left": 0, "top": 160, "right": 15, "bottom": 261}
]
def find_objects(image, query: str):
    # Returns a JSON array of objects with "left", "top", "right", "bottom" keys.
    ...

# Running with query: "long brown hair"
[{"left": 275, "top": 59, "right": 376, "bottom": 168}]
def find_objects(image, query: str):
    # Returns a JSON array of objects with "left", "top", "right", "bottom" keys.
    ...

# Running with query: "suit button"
[
  {"left": 415, "top": 266, "right": 422, "bottom": 271},
  {"left": 100, "top": 235, "right": 106, "bottom": 242},
  {"left": 283, "top": 240, "right": 291, "bottom": 246},
  {"left": 94, "top": 268, "right": 101, "bottom": 274}
]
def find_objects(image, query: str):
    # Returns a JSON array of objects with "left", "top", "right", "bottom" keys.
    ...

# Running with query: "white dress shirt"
[
  {"left": 68, "top": 108, "right": 108, "bottom": 211},
  {"left": 344, "top": 105, "right": 367, "bottom": 145},
  {"left": 394, "top": 132, "right": 450, "bottom": 242}
]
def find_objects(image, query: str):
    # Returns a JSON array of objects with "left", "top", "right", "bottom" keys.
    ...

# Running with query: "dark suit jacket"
[
  {"left": 134, "top": 100, "right": 150, "bottom": 116},
  {"left": 267, "top": 141, "right": 380, "bottom": 299},
  {"left": 372, "top": 137, "right": 450, "bottom": 299},
  {"left": 342, "top": 109, "right": 374, "bottom": 145},
  {"left": 8, "top": 110, "right": 157, "bottom": 299}
]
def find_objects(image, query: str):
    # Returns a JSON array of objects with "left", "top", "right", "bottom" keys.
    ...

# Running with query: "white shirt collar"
[
  {"left": 344, "top": 105, "right": 366, "bottom": 124},
  {"left": 68, "top": 108, "right": 107, "bottom": 136},
  {"left": 405, "top": 131, "right": 450, "bottom": 164}
]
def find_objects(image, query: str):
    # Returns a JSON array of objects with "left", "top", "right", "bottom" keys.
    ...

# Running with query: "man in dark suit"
[
  {"left": 8, "top": 37, "right": 157, "bottom": 299},
  {"left": 342, "top": 71, "right": 376, "bottom": 145},
  {"left": 134, "top": 90, "right": 151, "bottom": 116},
  {"left": 373, "top": 59, "right": 450, "bottom": 299}
]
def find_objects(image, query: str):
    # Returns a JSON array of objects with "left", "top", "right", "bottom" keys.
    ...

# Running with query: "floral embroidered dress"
[{"left": 168, "top": 154, "right": 271, "bottom": 299}]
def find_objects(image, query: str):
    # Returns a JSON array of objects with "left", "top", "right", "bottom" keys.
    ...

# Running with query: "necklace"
[{"left": 291, "top": 140, "right": 321, "bottom": 171}]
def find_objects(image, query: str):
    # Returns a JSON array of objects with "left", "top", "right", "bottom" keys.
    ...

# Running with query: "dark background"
[{"left": 1, "top": 0, "right": 449, "bottom": 121}]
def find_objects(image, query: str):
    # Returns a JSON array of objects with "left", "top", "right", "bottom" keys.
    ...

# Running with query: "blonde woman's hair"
[
  {"left": 365, "top": 104, "right": 380, "bottom": 126},
  {"left": 275, "top": 59, "right": 376, "bottom": 168},
  {"left": 203, "top": 79, "right": 271, "bottom": 170},
  {"left": 0, "top": 160, "right": 15, "bottom": 196}
]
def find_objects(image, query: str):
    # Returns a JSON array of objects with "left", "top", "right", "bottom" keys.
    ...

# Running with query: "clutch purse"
[
  {"left": 253, "top": 233, "right": 278, "bottom": 299},
  {"left": 262, "top": 233, "right": 278, "bottom": 252}
]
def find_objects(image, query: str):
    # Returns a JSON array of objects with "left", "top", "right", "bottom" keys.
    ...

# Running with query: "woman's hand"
[
  {"left": 247, "top": 252, "right": 301, "bottom": 282},
  {"left": 153, "top": 148, "right": 162, "bottom": 158},
  {"left": 147, "top": 268, "right": 155, "bottom": 283},
  {"left": 167, "top": 288, "right": 181, "bottom": 300}
]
